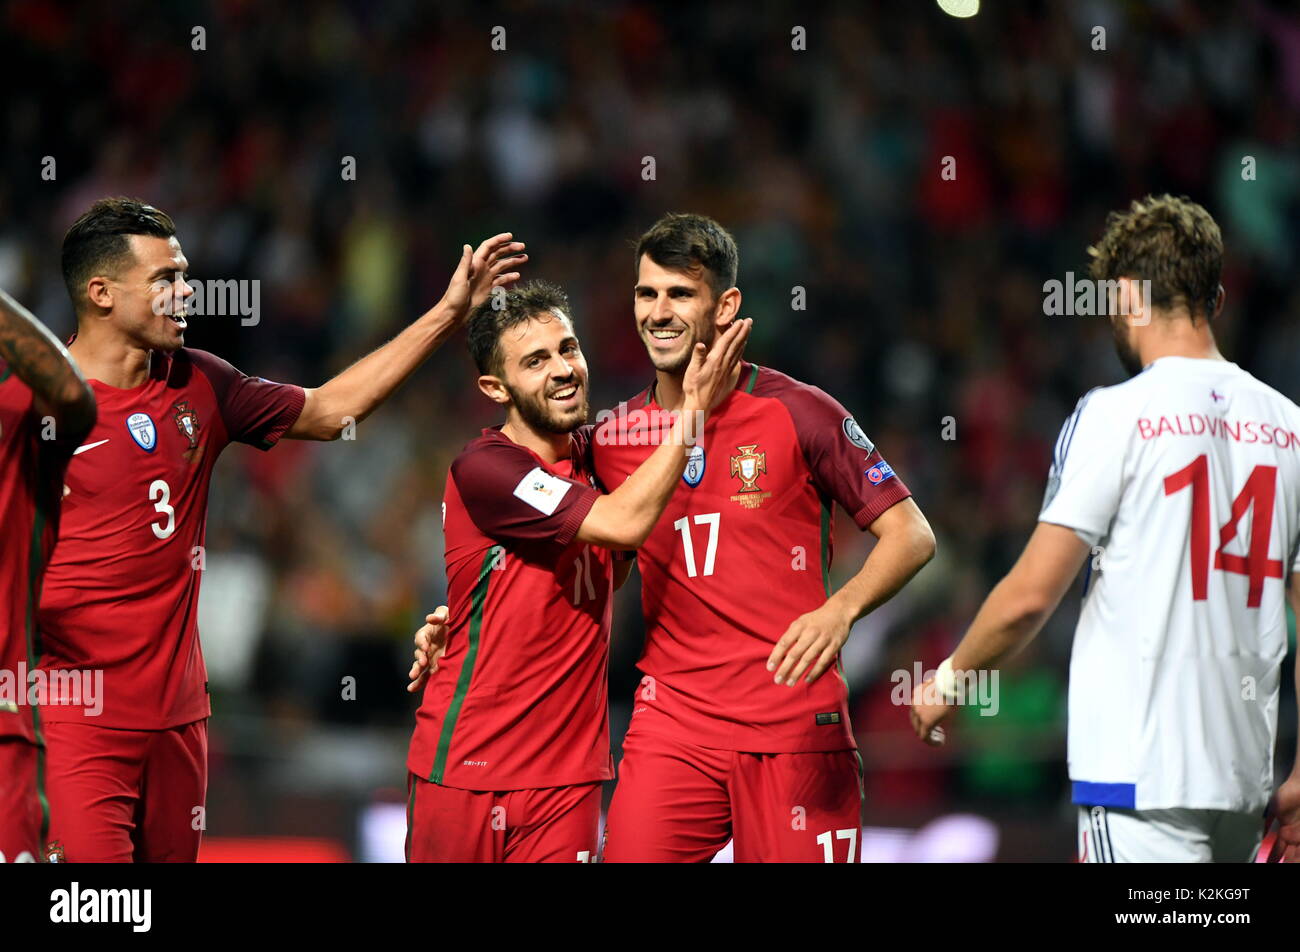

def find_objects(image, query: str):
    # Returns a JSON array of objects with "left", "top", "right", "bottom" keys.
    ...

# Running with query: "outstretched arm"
[
  {"left": 909, "top": 521, "right": 1090, "bottom": 744},
  {"left": 0, "top": 289, "right": 95, "bottom": 441},
  {"left": 289, "top": 234, "right": 525, "bottom": 440}
]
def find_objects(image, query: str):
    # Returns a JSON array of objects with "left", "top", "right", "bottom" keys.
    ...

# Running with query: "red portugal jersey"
[
  {"left": 0, "top": 365, "right": 77, "bottom": 741},
  {"left": 592, "top": 362, "right": 912, "bottom": 753},
  {"left": 407, "top": 426, "right": 615, "bottom": 792},
  {"left": 36, "top": 348, "right": 304, "bottom": 729}
]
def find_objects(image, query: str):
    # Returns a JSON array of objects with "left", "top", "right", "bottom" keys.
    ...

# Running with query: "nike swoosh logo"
[{"left": 73, "top": 439, "right": 110, "bottom": 455}]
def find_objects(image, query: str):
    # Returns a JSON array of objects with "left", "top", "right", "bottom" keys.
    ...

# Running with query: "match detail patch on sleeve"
[
  {"left": 512, "top": 467, "right": 572, "bottom": 515},
  {"left": 865, "top": 460, "right": 895, "bottom": 485}
]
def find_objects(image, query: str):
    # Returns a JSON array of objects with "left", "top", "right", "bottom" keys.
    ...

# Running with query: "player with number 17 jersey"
[
  {"left": 593, "top": 361, "right": 914, "bottom": 862},
  {"left": 595, "top": 363, "right": 910, "bottom": 749}
]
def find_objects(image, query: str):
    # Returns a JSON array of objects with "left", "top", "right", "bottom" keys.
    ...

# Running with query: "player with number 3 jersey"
[{"left": 37, "top": 197, "right": 526, "bottom": 862}]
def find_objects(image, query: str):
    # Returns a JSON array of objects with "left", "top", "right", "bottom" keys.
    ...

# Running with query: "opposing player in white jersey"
[{"left": 911, "top": 195, "right": 1300, "bottom": 862}]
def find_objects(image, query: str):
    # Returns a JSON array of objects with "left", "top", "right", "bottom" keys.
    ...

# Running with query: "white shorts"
[{"left": 1077, "top": 805, "right": 1263, "bottom": 863}]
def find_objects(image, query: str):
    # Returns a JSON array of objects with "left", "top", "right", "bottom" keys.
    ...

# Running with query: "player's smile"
[
  {"left": 547, "top": 381, "right": 582, "bottom": 408},
  {"left": 643, "top": 322, "right": 689, "bottom": 353}
]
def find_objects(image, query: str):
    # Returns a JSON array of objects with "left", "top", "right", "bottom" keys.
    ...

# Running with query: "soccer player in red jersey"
[
  {"left": 593, "top": 214, "right": 936, "bottom": 862},
  {"left": 37, "top": 197, "right": 524, "bottom": 862},
  {"left": 0, "top": 289, "right": 96, "bottom": 863},
  {"left": 405, "top": 281, "right": 749, "bottom": 862}
]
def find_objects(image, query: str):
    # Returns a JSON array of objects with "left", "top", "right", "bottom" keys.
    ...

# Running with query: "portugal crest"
[
  {"left": 173, "top": 401, "right": 201, "bottom": 450},
  {"left": 729, "top": 444, "right": 771, "bottom": 509}
]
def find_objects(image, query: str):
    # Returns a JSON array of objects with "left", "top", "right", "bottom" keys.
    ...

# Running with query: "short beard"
[
  {"left": 508, "top": 382, "right": 588, "bottom": 435},
  {"left": 645, "top": 319, "right": 714, "bottom": 375},
  {"left": 1111, "top": 319, "right": 1143, "bottom": 377},
  {"left": 649, "top": 345, "right": 693, "bottom": 375}
]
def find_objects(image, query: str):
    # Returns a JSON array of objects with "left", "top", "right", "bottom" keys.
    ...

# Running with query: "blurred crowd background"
[{"left": 4, "top": 0, "right": 1298, "bottom": 860}]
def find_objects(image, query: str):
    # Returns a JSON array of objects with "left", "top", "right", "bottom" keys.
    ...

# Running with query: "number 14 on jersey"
[{"left": 1164, "top": 455, "right": 1283, "bottom": 608}]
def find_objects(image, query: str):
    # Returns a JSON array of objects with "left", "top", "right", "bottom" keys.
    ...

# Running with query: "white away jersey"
[{"left": 1040, "top": 357, "right": 1300, "bottom": 812}]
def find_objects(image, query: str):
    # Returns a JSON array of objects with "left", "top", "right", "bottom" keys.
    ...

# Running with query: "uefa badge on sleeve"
[{"left": 842, "top": 417, "right": 875, "bottom": 454}]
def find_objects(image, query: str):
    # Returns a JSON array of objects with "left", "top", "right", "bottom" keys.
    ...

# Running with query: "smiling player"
[
  {"left": 405, "top": 281, "right": 749, "bottom": 862},
  {"left": 593, "top": 214, "right": 936, "bottom": 862},
  {"left": 37, "top": 197, "right": 524, "bottom": 862}
]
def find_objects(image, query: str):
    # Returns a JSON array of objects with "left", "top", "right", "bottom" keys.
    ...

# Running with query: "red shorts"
[
  {"left": 43, "top": 719, "right": 207, "bottom": 863},
  {"left": 406, "top": 773, "right": 601, "bottom": 863},
  {"left": 602, "top": 729, "right": 864, "bottom": 863},
  {"left": 0, "top": 737, "right": 45, "bottom": 862}
]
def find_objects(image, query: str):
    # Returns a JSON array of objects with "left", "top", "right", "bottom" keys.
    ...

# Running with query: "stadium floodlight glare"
[{"left": 937, "top": 0, "right": 979, "bottom": 17}]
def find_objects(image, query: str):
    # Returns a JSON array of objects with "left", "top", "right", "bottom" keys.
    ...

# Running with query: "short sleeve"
[
  {"left": 189, "top": 349, "right": 305, "bottom": 450},
  {"left": 1038, "top": 388, "right": 1122, "bottom": 546},
  {"left": 451, "top": 440, "right": 600, "bottom": 548},
  {"left": 781, "top": 382, "right": 912, "bottom": 530}
]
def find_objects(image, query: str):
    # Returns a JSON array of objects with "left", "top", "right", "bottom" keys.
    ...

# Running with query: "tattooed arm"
[{"left": 0, "top": 289, "right": 96, "bottom": 442}]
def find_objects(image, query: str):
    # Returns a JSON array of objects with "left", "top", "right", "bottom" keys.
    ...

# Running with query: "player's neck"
[
  {"left": 68, "top": 324, "right": 155, "bottom": 390},
  {"left": 1138, "top": 316, "right": 1225, "bottom": 368},
  {"left": 501, "top": 417, "right": 571, "bottom": 465},
  {"left": 653, "top": 362, "right": 743, "bottom": 412}
]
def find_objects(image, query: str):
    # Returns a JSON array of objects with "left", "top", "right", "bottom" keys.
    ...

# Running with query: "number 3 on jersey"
[
  {"left": 674, "top": 512, "right": 720, "bottom": 578},
  {"left": 149, "top": 479, "right": 176, "bottom": 540},
  {"left": 1163, "top": 455, "right": 1282, "bottom": 607}
]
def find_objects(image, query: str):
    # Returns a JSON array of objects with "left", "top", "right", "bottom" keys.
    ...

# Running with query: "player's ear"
[
  {"left": 84, "top": 275, "right": 113, "bottom": 313},
  {"left": 1211, "top": 284, "right": 1225, "bottom": 320},
  {"left": 714, "top": 286, "right": 741, "bottom": 328},
  {"left": 1116, "top": 276, "right": 1147, "bottom": 327},
  {"left": 478, "top": 374, "right": 511, "bottom": 407}
]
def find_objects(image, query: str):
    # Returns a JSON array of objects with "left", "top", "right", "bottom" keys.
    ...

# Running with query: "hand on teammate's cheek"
[{"left": 766, "top": 602, "right": 854, "bottom": 686}]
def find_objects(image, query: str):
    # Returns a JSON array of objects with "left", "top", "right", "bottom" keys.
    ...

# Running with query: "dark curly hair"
[{"left": 467, "top": 279, "right": 571, "bottom": 377}]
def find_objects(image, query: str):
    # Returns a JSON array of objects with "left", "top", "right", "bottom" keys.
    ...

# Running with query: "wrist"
[
  {"left": 821, "top": 596, "right": 857, "bottom": 632},
  {"left": 422, "top": 300, "right": 461, "bottom": 341},
  {"left": 678, "top": 403, "right": 706, "bottom": 444},
  {"left": 933, "top": 656, "right": 961, "bottom": 703}
]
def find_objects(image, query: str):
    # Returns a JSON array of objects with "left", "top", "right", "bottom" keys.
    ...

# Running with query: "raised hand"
[{"left": 440, "top": 233, "right": 527, "bottom": 321}]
